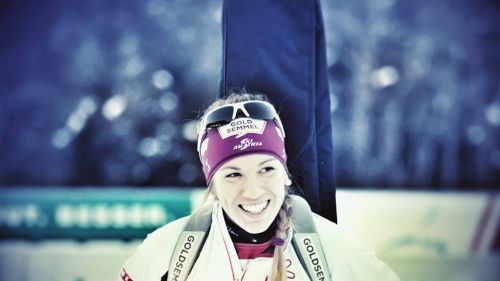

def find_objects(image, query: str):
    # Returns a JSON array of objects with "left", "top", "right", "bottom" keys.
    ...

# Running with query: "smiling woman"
[
  {"left": 212, "top": 154, "right": 288, "bottom": 236},
  {"left": 117, "top": 91, "right": 401, "bottom": 281}
]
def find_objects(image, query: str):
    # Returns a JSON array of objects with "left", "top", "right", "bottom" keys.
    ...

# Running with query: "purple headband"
[{"left": 198, "top": 117, "right": 287, "bottom": 184}]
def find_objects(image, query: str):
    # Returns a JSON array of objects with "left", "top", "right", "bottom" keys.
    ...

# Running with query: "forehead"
[{"left": 219, "top": 154, "right": 279, "bottom": 169}]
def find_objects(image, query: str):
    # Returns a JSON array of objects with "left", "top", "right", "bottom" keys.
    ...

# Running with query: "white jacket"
[{"left": 119, "top": 201, "right": 400, "bottom": 281}]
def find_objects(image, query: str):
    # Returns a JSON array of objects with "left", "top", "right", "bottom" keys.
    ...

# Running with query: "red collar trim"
[{"left": 234, "top": 239, "right": 274, "bottom": 259}]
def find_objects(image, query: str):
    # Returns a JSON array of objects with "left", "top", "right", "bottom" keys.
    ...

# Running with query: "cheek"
[
  {"left": 213, "top": 182, "right": 238, "bottom": 202},
  {"left": 270, "top": 175, "right": 286, "bottom": 190},
  {"left": 213, "top": 184, "right": 224, "bottom": 199},
  {"left": 211, "top": 176, "right": 226, "bottom": 196},
  {"left": 275, "top": 184, "right": 286, "bottom": 198}
]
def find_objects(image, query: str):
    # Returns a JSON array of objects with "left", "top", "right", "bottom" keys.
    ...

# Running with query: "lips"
[{"left": 238, "top": 200, "right": 270, "bottom": 214}]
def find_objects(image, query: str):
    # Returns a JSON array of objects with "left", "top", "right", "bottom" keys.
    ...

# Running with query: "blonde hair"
[
  {"left": 269, "top": 193, "right": 292, "bottom": 281},
  {"left": 199, "top": 90, "right": 292, "bottom": 281}
]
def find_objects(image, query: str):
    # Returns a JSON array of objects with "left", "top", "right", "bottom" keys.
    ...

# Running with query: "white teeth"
[{"left": 240, "top": 200, "right": 269, "bottom": 214}]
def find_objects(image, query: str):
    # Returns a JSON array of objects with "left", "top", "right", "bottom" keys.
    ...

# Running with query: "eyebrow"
[
  {"left": 220, "top": 157, "right": 277, "bottom": 171},
  {"left": 221, "top": 166, "right": 241, "bottom": 171},
  {"left": 258, "top": 158, "right": 277, "bottom": 166}
]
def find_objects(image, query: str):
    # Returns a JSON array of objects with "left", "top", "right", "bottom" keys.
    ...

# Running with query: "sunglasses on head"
[{"left": 197, "top": 101, "right": 285, "bottom": 152}]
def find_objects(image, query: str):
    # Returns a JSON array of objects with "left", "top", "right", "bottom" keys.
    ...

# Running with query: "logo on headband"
[
  {"left": 218, "top": 118, "right": 266, "bottom": 139},
  {"left": 233, "top": 138, "right": 263, "bottom": 151}
]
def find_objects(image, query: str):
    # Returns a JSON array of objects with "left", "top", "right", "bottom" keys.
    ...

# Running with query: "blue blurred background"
[
  {"left": 1, "top": 0, "right": 500, "bottom": 281},
  {"left": 1, "top": 0, "right": 499, "bottom": 189}
]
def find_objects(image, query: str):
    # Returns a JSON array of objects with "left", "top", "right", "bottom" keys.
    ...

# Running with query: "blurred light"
[
  {"left": 73, "top": 38, "right": 103, "bottom": 85},
  {"left": 148, "top": 205, "right": 168, "bottom": 225},
  {"left": 67, "top": 112, "right": 86, "bottom": 132},
  {"left": 409, "top": 58, "right": 428, "bottom": 77},
  {"left": 51, "top": 128, "right": 73, "bottom": 149},
  {"left": 56, "top": 96, "right": 97, "bottom": 146},
  {"left": 80, "top": 96, "right": 97, "bottom": 115},
  {"left": 152, "top": 69, "right": 174, "bottom": 90},
  {"left": 131, "top": 162, "right": 152, "bottom": 182},
  {"left": 433, "top": 94, "right": 452, "bottom": 113},
  {"left": 94, "top": 204, "right": 108, "bottom": 228},
  {"left": 485, "top": 103, "right": 500, "bottom": 126},
  {"left": 159, "top": 91, "right": 179, "bottom": 112},
  {"left": 370, "top": 66, "right": 399, "bottom": 89},
  {"left": 211, "top": 6, "right": 222, "bottom": 24},
  {"left": 54, "top": 204, "right": 170, "bottom": 229},
  {"left": 24, "top": 204, "right": 41, "bottom": 227},
  {"left": 182, "top": 120, "right": 198, "bottom": 142},
  {"left": 415, "top": 35, "right": 435, "bottom": 54},
  {"left": 177, "top": 28, "right": 196, "bottom": 44},
  {"left": 67, "top": 99, "right": 95, "bottom": 132},
  {"left": 102, "top": 95, "right": 127, "bottom": 121},
  {"left": 360, "top": 63, "right": 370, "bottom": 72},
  {"left": 130, "top": 204, "right": 143, "bottom": 227},
  {"left": 374, "top": 0, "right": 396, "bottom": 9},
  {"left": 112, "top": 205, "right": 127, "bottom": 228},
  {"left": 123, "top": 56, "right": 145, "bottom": 77},
  {"left": 112, "top": 80, "right": 144, "bottom": 98},
  {"left": 466, "top": 125, "right": 486, "bottom": 145},
  {"left": 0, "top": 205, "right": 46, "bottom": 228},
  {"left": 178, "top": 163, "right": 198, "bottom": 183},
  {"left": 120, "top": 34, "right": 139, "bottom": 56},
  {"left": 5, "top": 208, "right": 23, "bottom": 228},
  {"left": 75, "top": 204, "right": 90, "bottom": 227},
  {"left": 138, "top": 137, "right": 162, "bottom": 157},
  {"left": 157, "top": 121, "right": 175, "bottom": 138},
  {"left": 330, "top": 94, "right": 339, "bottom": 113},
  {"left": 55, "top": 204, "right": 74, "bottom": 227},
  {"left": 146, "top": 0, "right": 167, "bottom": 16},
  {"left": 149, "top": 126, "right": 175, "bottom": 155},
  {"left": 158, "top": 137, "right": 172, "bottom": 154},
  {"left": 372, "top": 20, "right": 391, "bottom": 36}
]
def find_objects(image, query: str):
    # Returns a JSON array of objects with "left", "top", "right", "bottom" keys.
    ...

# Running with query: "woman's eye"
[
  {"left": 225, "top": 172, "right": 242, "bottom": 178},
  {"left": 260, "top": 166, "right": 275, "bottom": 173}
]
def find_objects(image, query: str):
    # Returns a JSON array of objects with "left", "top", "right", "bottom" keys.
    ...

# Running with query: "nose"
[{"left": 240, "top": 176, "right": 265, "bottom": 200}]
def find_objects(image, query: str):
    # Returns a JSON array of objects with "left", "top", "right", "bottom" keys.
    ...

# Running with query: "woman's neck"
[{"left": 223, "top": 210, "right": 276, "bottom": 244}]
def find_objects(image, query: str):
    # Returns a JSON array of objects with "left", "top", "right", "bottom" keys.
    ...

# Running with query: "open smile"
[{"left": 238, "top": 200, "right": 270, "bottom": 214}]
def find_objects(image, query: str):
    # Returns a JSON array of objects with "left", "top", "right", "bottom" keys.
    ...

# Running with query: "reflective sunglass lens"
[
  {"left": 206, "top": 120, "right": 229, "bottom": 129},
  {"left": 244, "top": 102, "right": 275, "bottom": 119},
  {"left": 205, "top": 106, "right": 234, "bottom": 128}
]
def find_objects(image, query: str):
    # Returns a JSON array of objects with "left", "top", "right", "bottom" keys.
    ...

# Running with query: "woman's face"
[{"left": 211, "top": 154, "right": 287, "bottom": 234}]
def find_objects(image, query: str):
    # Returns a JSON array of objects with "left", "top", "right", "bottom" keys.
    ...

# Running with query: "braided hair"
[{"left": 269, "top": 193, "right": 292, "bottom": 281}]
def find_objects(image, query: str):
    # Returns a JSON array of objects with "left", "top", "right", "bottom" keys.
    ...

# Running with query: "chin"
[
  {"left": 238, "top": 213, "right": 277, "bottom": 234},
  {"left": 242, "top": 222, "right": 273, "bottom": 234}
]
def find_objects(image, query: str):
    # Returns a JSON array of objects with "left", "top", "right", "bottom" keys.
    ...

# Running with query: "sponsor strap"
[
  {"left": 292, "top": 233, "right": 331, "bottom": 281},
  {"left": 218, "top": 118, "right": 266, "bottom": 139},
  {"left": 167, "top": 231, "right": 206, "bottom": 281},
  {"left": 165, "top": 196, "right": 330, "bottom": 281}
]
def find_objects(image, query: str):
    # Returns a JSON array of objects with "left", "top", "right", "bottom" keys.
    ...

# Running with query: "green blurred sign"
[{"left": 0, "top": 188, "right": 199, "bottom": 240}]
